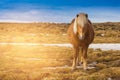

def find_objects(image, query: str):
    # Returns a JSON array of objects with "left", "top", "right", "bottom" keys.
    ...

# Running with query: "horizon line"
[{"left": 0, "top": 21, "right": 119, "bottom": 24}]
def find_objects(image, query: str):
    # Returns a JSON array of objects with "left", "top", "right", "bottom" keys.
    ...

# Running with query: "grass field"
[
  {"left": 0, "top": 22, "right": 120, "bottom": 80},
  {"left": 0, "top": 45, "right": 120, "bottom": 80},
  {"left": 0, "top": 22, "right": 120, "bottom": 43}
]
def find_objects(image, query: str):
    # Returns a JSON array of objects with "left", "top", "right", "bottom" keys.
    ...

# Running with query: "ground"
[
  {"left": 0, "top": 22, "right": 120, "bottom": 43},
  {"left": 0, "top": 22, "right": 120, "bottom": 80}
]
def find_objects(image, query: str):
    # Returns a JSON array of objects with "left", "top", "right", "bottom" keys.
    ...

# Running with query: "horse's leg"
[
  {"left": 77, "top": 51, "right": 80, "bottom": 66},
  {"left": 77, "top": 47, "right": 82, "bottom": 66},
  {"left": 72, "top": 47, "right": 79, "bottom": 70},
  {"left": 80, "top": 47, "right": 83, "bottom": 65},
  {"left": 82, "top": 46, "right": 88, "bottom": 70}
]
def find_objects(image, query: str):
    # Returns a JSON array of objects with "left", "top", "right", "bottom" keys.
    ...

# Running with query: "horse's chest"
[
  {"left": 72, "top": 39, "right": 87, "bottom": 46},
  {"left": 78, "top": 39, "right": 87, "bottom": 45}
]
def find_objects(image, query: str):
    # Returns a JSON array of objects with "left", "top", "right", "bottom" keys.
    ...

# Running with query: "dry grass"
[
  {"left": 0, "top": 45, "right": 120, "bottom": 80},
  {"left": 0, "top": 22, "right": 120, "bottom": 43},
  {"left": 0, "top": 22, "right": 120, "bottom": 80}
]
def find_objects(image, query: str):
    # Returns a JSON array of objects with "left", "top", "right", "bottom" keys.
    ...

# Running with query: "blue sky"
[{"left": 0, "top": 0, "right": 120, "bottom": 23}]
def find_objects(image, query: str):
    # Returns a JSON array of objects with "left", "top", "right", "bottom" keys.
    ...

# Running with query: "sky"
[{"left": 0, "top": 0, "right": 120, "bottom": 23}]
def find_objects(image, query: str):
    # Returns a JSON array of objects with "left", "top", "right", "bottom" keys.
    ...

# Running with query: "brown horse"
[{"left": 67, "top": 13, "right": 94, "bottom": 70}]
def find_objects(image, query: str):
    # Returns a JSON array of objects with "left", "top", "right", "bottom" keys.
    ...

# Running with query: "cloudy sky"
[{"left": 0, "top": 0, "right": 120, "bottom": 23}]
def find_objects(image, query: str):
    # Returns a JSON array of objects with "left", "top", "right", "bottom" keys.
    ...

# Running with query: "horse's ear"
[
  {"left": 76, "top": 14, "right": 79, "bottom": 17},
  {"left": 73, "top": 18, "right": 77, "bottom": 34},
  {"left": 85, "top": 14, "right": 88, "bottom": 18}
]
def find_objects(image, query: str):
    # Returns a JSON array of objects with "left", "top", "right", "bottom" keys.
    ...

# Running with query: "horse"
[{"left": 67, "top": 13, "right": 94, "bottom": 70}]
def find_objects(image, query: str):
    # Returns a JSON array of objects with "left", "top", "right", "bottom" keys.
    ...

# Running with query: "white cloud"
[
  {"left": 0, "top": 9, "right": 74, "bottom": 23},
  {"left": 0, "top": 7, "right": 119, "bottom": 23},
  {"left": 88, "top": 8, "right": 120, "bottom": 22}
]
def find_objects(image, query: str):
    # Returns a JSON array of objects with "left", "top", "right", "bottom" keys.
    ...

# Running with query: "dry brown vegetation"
[
  {"left": 0, "top": 22, "right": 120, "bottom": 80},
  {"left": 0, "top": 22, "right": 120, "bottom": 43},
  {"left": 0, "top": 45, "right": 120, "bottom": 80}
]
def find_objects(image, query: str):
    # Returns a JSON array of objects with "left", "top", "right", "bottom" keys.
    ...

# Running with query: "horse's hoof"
[
  {"left": 83, "top": 67, "right": 88, "bottom": 71},
  {"left": 79, "top": 62, "right": 83, "bottom": 65},
  {"left": 77, "top": 62, "right": 83, "bottom": 66}
]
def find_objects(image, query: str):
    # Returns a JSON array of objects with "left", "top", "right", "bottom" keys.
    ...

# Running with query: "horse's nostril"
[{"left": 79, "top": 35, "right": 84, "bottom": 40}]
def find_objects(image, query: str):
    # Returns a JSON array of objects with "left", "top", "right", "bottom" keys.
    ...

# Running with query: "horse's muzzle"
[{"left": 79, "top": 35, "right": 85, "bottom": 40}]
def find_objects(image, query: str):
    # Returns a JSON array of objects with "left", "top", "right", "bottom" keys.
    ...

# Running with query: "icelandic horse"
[{"left": 67, "top": 13, "right": 94, "bottom": 70}]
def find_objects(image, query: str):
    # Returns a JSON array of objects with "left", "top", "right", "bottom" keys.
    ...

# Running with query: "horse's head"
[{"left": 73, "top": 13, "right": 88, "bottom": 40}]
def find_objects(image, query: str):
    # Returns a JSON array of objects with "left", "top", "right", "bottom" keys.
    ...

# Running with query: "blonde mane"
[
  {"left": 73, "top": 18, "right": 77, "bottom": 34},
  {"left": 73, "top": 13, "right": 88, "bottom": 34}
]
